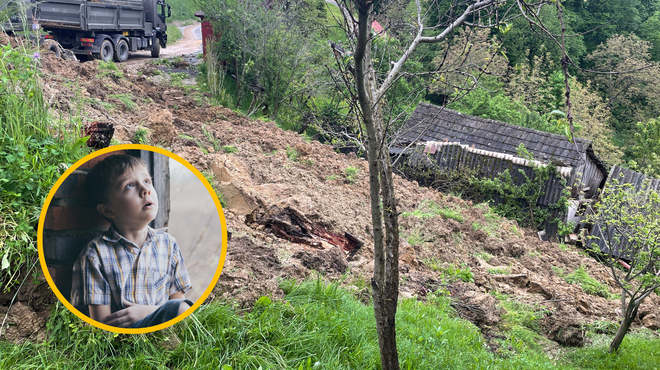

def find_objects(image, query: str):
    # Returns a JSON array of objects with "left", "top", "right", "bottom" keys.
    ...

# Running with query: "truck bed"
[{"left": 35, "top": 0, "right": 145, "bottom": 31}]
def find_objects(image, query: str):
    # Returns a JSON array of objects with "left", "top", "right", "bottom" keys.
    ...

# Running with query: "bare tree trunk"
[
  {"left": 610, "top": 300, "right": 639, "bottom": 353},
  {"left": 353, "top": 1, "right": 400, "bottom": 369}
]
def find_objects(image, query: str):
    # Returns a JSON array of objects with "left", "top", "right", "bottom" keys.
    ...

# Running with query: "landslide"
[{"left": 3, "top": 49, "right": 660, "bottom": 348}]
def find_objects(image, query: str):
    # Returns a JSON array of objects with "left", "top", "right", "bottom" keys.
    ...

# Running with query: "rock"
[
  {"left": 642, "top": 313, "right": 660, "bottom": 330},
  {"left": 147, "top": 109, "right": 176, "bottom": 144}
]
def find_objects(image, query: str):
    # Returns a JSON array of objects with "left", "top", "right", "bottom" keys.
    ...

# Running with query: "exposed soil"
[{"left": 2, "top": 33, "right": 660, "bottom": 349}]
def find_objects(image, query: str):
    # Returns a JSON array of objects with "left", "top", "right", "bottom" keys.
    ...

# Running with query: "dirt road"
[{"left": 125, "top": 22, "right": 202, "bottom": 65}]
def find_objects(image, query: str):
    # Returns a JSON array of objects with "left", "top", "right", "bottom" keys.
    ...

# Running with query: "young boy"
[{"left": 70, "top": 154, "right": 193, "bottom": 328}]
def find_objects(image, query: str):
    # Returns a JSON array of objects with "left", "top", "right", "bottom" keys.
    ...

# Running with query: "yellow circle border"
[{"left": 37, "top": 144, "right": 227, "bottom": 334}]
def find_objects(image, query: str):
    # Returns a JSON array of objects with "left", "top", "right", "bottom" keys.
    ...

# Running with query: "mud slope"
[{"left": 2, "top": 50, "right": 660, "bottom": 346}]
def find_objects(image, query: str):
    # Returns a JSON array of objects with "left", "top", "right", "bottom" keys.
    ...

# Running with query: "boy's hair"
[{"left": 86, "top": 154, "right": 148, "bottom": 206}]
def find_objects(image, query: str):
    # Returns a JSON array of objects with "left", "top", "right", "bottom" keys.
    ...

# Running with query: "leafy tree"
[
  {"left": 585, "top": 176, "right": 660, "bottom": 352},
  {"left": 199, "top": 0, "right": 328, "bottom": 119},
  {"left": 638, "top": 11, "right": 660, "bottom": 61},
  {"left": 502, "top": 5, "right": 585, "bottom": 69},
  {"left": 584, "top": 34, "right": 660, "bottom": 134},
  {"left": 569, "top": 76, "right": 624, "bottom": 165},
  {"left": 629, "top": 118, "right": 660, "bottom": 177}
]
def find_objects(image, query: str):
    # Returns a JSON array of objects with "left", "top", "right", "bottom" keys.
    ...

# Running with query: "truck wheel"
[
  {"left": 46, "top": 42, "right": 61, "bottom": 58},
  {"left": 113, "top": 39, "right": 129, "bottom": 63},
  {"left": 96, "top": 39, "right": 114, "bottom": 63},
  {"left": 151, "top": 39, "right": 160, "bottom": 58}
]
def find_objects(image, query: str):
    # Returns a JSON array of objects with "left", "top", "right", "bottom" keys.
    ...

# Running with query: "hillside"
[{"left": 2, "top": 42, "right": 660, "bottom": 364}]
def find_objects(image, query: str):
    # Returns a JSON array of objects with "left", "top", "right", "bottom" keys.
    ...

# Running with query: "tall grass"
[
  {"left": 2, "top": 279, "right": 660, "bottom": 368},
  {"left": 0, "top": 32, "right": 89, "bottom": 289}
]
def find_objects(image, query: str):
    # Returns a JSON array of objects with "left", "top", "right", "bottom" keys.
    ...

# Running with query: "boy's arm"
[
  {"left": 102, "top": 298, "right": 160, "bottom": 328},
  {"left": 169, "top": 291, "right": 185, "bottom": 299},
  {"left": 89, "top": 305, "right": 112, "bottom": 323}
]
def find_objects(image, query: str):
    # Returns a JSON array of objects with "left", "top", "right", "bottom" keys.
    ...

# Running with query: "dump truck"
[{"left": 1, "top": 0, "right": 172, "bottom": 62}]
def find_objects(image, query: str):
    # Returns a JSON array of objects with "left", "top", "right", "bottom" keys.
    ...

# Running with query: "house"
[
  {"left": 586, "top": 165, "right": 660, "bottom": 259},
  {"left": 393, "top": 103, "right": 608, "bottom": 198},
  {"left": 392, "top": 103, "right": 609, "bottom": 239}
]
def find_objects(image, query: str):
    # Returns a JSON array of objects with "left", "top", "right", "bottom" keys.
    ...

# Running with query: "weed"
[
  {"left": 326, "top": 175, "right": 338, "bottom": 181},
  {"left": 97, "top": 61, "right": 124, "bottom": 79},
  {"left": 474, "top": 251, "right": 493, "bottom": 261},
  {"left": 202, "top": 171, "right": 228, "bottom": 208},
  {"left": 132, "top": 127, "right": 149, "bottom": 144},
  {"left": 303, "top": 159, "right": 314, "bottom": 166},
  {"left": 222, "top": 145, "right": 239, "bottom": 154},
  {"left": 286, "top": 145, "right": 299, "bottom": 161},
  {"left": 344, "top": 166, "right": 359, "bottom": 184},
  {"left": 488, "top": 266, "right": 511, "bottom": 275},
  {"left": 108, "top": 93, "right": 137, "bottom": 112},
  {"left": 401, "top": 200, "right": 464, "bottom": 222},
  {"left": 201, "top": 123, "right": 221, "bottom": 152},
  {"left": 562, "top": 265, "right": 612, "bottom": 298},
  {"left": 557, "top": 241, "right": 570, "bottom": 251}
]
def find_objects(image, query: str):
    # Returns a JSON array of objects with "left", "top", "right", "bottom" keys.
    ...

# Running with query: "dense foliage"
[{"left": 0, "top": 40, "right": 89, "bottom": 289}]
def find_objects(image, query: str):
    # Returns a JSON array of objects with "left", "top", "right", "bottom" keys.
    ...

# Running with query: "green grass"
[
  {"left": 0, "top": 41, "right": 90, "bottom": 289},
  {"left": 222, "top": 145, "right": 239, "bottom": 154},
  {"left": 402, "top": 199, "right": 464, "bottom": 222},
  {"left": 286, "top": 145, "right": 299, "bottom": 162},
  {"left": 554, "top": 265, "right": 613, "bottom": 299},
  {"left": 202, "top": 170, "right": 228, "bottom": 209},
  {"left": 425, "top": 260, "right": 474, "bottom": 283},
  {"left": 167, "top": 25, "right": 184, "bottom": 45},
  {"left": 344, "top": 166, "right": 359, "bottom": 184},
  {"left": 132, "top": 127, "right": 149, "bottom": 144},
  {"left": 108, "top": 93, "right": 137, "bottom": 112},
  {"left": 3, "top": 279, "right": 660, "bottom": 368},
  {"left": 97, "top": 60, "right": 124, "bottom": 79}
]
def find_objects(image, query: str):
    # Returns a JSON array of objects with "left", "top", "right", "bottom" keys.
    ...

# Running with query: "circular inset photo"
[{"left": 37, "top": 144, "right": 227, "bottom": 333}]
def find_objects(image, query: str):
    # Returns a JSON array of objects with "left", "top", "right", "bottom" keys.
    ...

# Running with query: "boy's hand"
[{"left": 103, "top": 298, "right": 159, "bottom": 328}]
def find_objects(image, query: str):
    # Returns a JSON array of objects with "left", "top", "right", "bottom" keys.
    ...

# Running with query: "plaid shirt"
[{"left": 70, "top": 226, "right": 192, "bottom": 313}]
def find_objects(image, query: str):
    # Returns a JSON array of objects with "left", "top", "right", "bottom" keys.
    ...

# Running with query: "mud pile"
[{"left": 2, "top": 47, "right": 659, "bottom": 347}]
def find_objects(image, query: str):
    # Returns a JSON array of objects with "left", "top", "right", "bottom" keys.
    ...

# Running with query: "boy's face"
[{"left": 97, "top": 164, "right": 159, "bottom": 229}]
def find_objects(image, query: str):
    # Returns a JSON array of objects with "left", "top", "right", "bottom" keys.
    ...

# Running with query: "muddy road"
[{"left": 124, "top": 22, "right": 202, "bottom": 65}]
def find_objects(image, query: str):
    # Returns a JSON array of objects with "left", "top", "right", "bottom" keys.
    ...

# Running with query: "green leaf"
[{"left": 1, "top": 253, "right": 9, "bottom": 270}]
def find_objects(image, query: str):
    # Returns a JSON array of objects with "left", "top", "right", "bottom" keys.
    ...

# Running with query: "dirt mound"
[{"left": 4, "top": 45, "right": 660, "bottom": 348}]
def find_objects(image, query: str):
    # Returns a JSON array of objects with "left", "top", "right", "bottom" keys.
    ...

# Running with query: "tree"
[
  {"left": 585, "top": 176, "right": 660, "bottom": 352},
  {"left": 629, "top": 118, "right": 660, "bottom": 178},
  {"left": 199, "top": 0, "right": 328, "bottom": 119},
  {"left": 333, "top": 1, "right": 564, "bottom": 368},
  {"left": 584, "top": 34, "right": 660, "bottom": 133}
]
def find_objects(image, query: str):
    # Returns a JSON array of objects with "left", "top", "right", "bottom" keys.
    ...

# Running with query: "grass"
[
  {"left": 344, "top": 166, "right": 359, "bottom": 184},
  {"left": 97, "top": 61, "right": 124, "bottom": 79},
  {"left": 0, "top": 279, "right": 588, "bottom": 369},
  {"left": 401, "top": 199, "right": 464, "bottom": 222},
  {"left": 167, "top": 25, "right": 184, "bottom": 45},
  {"left": 555, "top": 265, "right": 614, "bottom": 299},
  {"left": 132, "top": 127, "right": 149, "bottom": 144},
  {"left": 286, "top": 145, "right": 299, "bottom": 161},
  {"left": 424, "top": 260, "right": 474, "bottom": 283},
  {"left": 0, "top": 40, "right": 90, "bottom": 289},
  {"left": 488, "top": 266, "right": 512, "bottom": 275},
  {"left": 222, "top": 145, "right": 239, "bottom": 154},
  {"left": 108, "top": 93, "right": 137, "bottom": 112},
  {"left": 202, "top": 170, "right": 228, "bottom": 208}
]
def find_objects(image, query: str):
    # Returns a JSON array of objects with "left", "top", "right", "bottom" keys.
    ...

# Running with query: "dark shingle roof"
[{"left": 396, "top": 103, "right": 599, "bottom": 168}]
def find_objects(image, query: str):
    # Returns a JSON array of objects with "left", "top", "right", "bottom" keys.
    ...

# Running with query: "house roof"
[{"left": 395, "top": 102, "right": 605, "bottom": 170}]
